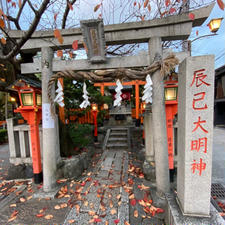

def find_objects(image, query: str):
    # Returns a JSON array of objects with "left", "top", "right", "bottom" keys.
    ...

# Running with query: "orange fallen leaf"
[
  {"left": 109, "top": 200, "right": 113, "bottom": 208},
  {"left": 45, "top": 214, "right": 53, "bottom": 220},
  {"left": 10, "top": 203, "right": 16, "bottom": 207},
  {"left": 36, "top": 213, "right": 44, "bottom": 218},
  {"left": 116, "top": 194, "right": 121, "bottom": 200},
  {"left": 110, "top": 208, "right": 117, "bottom": 215},
  {"left": 124, "top": 221, "right": 130, "bottom": 225},
  {"left": 88, "top": 210, "right": 95, "bottom": 216},
  {"left": 20, "top": 197, "right": 26, "bottom": 202},
  {"left": 68, "top": 219, "right": 75, "bottom": 224},
  {"left": 84, "top": 200, "right": 88, "bottom": 206},
  {"left": 54, "top": 205, "right": 61, "bottom": 210},
  {"left": 0, "top": 18, "right": 5, "bottom": 28},
  {"left": 27, "top": 195, "right": 32, "bottom": 200},
  {"left": 134, "top": 210, "right": 138, "bottom": 218},
  {"left": 8, "top": 215, "right": 17, "bottom": 222},
  {"left": 217, "top": 0, "right": 225, "bottom": 10},
  {"left": 60, "top": 203, "right": 68, "bottom": 208},
  {"left": 75, "top": 204, "right": 80, "bottom": 213},
  {"left": 129, "top": 194, "right": 135, "bottom": 199},
  {"left": 105, "top": 221, "right": 109, "bottom": 225}
]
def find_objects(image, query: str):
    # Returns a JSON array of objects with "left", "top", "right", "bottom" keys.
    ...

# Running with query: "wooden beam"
[
  {"left": 21, "top": 51, "right": 189, "bottom": 74},
  {"left": 94, "top": 80, "right": 146, "bottom": 87},
  {"left": 9, "top": 4, "right": 214, "bottom": 53}
]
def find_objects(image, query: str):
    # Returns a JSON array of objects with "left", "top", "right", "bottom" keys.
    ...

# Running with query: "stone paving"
[{"left": 64, "top": 149, "right": 165, "bottom": 225}]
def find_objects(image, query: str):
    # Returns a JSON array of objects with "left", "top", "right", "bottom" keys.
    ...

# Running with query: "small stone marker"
[{"left": 177, "top": 55, "right": 215, "bottom": 216}]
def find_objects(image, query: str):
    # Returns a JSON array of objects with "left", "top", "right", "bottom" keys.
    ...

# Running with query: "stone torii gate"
[{"left": 11, "top": 4, "right": 214, "bottom": 202}]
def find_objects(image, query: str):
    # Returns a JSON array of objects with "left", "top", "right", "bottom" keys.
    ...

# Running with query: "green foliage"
[
  {"left": 68, "top": 123, "right": 92, "bottom": 148},
  {"left": 63, "top": 79, "right": 112, "bottom": 110},
  {"left": 0, "top": 129, "right": 7, "bottom": 143}
]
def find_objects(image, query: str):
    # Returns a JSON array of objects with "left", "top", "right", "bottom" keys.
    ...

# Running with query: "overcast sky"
[{"left": 190, "top": 3, "right": 225, "bottom": 69}]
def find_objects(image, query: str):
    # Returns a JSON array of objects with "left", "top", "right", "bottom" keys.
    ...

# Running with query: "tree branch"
[
  {"left": 7, "top": 15, "right": 21, "bottom": 30},
  {"left": 27, "top": 0, "right": 38, "bottom": 15},
  {"left": 62, "top": 0, "right": 77, "bottom": 29},
  {"left": 0, "top": 0, "right": 50, "bottom": 61},
  {"left": 16, "top": 0, "right": 28, "bottom": 23}
]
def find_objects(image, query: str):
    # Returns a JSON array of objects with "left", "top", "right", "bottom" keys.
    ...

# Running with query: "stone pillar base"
[
  {"left": 165, "top": 193, "right": 225, "bottom": 225},
  {"left": 143, "top": 160, "right": 156, "bottom": 181}
]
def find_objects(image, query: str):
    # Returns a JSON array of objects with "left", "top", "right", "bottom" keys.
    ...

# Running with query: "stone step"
[
  {"left": 110, "top": 132, "right": 127, "bottom": 136},
  {"left": 110, "top": 128, "right": 128, "bottom": 131},
  {"left": 108, "top": 137, "right": 127, "bottom": 142},
  {"left": 107, "top": 143, "right": 128, "bottom": 148}
]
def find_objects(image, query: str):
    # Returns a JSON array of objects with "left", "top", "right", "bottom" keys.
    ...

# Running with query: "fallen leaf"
[
  {"left": 94, "top": 218, "right": 102, "bottom": 222},
  {"left": 134, "top": 210, "right": 138, "bottom": 218},
  {"left": 84, "top": 200, "right": 88, "bottom": 206},
  {"left": 169, "top": 7, "right": 176, "bottom": 14},
  {"left": 8, "top": 216, "right": 17, "bottom": 222},
  {"left": 110, "top": 208, "right": 117, "bottom": 215},
  {"left": 10, "top": 203, "right": 16, "bottom": 207},
  {"left": 54, "top": 205, "right": 61, "bottom": 210},
  {"left": 114, "top": 219, "right": 120, "bottom": 224},
  {"left": 124, "top": 221, "right": 130, "bottom": 225},
  {"left": 130, "top": 199, "right": 136, "bottom": 206},
  {"left": 60, "top": 203, "right": 68, "bottom": 208},
  {"left": 105, "top": 221, "right": 109, "bottom": 225},
  {"left": 156, "top": 208, "right": 164, "bottom": 213},
  {"left": 68, "top": 219, "right": 75, "bottom": 224},
  {"left": 75, "top": 204, "right": 80, "bottom": 213},
  {"left": 109, "top": 200, "right": 113, "bottom": 208},
  {"left": 20, "top": 197, "right": 26, "bottom": 202},
  {"left": 58, "top": 36, "right": 64, "bottom": 44},
  {"left": 45, "top": 214, "right": 53, "bottom": 220},
  {"left": 36, "top": 213, "right": 44, "bottom": 218},
  {"left": 116, "top": 194, "right": 121, "bottom": 200},
  {"left": 88, "top": 210, "right": 95, "bottom": 216},
  {"left": 129, "top": 194, "right": 135, "bottom": 199},
  {"left": 165, "top": 0, "right": 170, "bottom": 7},
  {"left": 27, "top": 195, "right": 32, "bottom": 200}
]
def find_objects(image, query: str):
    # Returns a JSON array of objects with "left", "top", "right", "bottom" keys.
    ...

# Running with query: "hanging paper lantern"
[{"left": 142, "top": 74, "right": 153, "bottom": 104}]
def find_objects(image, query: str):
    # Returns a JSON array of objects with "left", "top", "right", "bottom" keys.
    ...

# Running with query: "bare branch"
[
  {"left": 7, "top": 15, "right": 21, "bottom": 30},
  {"left": 27, "top": 0, "right": 38, "bottom": 15},
  {"left": 16, "top": 0, "right": 28, "bottom": 22},
  {"left": 0, "top": 0, "right": 50, "bottom": 61},
  {"left": 62, "top": 0, "right": 77, "bottom": 29}
]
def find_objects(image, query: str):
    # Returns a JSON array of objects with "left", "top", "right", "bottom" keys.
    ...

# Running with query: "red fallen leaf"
[
  {"left": 156, "top": 208, "right": 164, "bottom": 213},
  {"left": 165, "top": 0, "right": 170, "bottom": 7},
  {"left": 188, "top": 13, "right": 195, "bottom": 20},
  {"left": 114, "top": 219, "right": 120, "bottom": 224},
  {"left": 94, "top": 218, "right": 102, "bottom": 222},
  {"left": 80, "top": 181, "right": 86, "bottom": 186},
  {"left": 87, "top": 177, "right": 92, "bottom": 182},
  {"left": 130, "top": 199, "right": 137, "bottom": 206},
  {"left": 217, "top": 0, "right": 225, "bottom": 10},
  {"left": 36, "top": 213, "right": 44, "bottom": 218},
  {"left": 169, "top": 7, "right": 176, "bottom": 14},
  {"left": 134, "top": 2, "right": 136, "bottom": 6},
  {"left": 128, "top": 178, "right": 134, "bottom": 185},
  {"left": 93, "top": 180, "right": 99, "bottom": 186},
  {"left": 72, "top": 40, "right": 78, "bottom": 50},
  {"left": 152, "top": 210, "right": 156, "bottom": 217}
]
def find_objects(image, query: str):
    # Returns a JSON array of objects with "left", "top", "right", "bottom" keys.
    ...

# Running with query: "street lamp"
[
  {"left": 91, "top": 103, "right": 98, "bottom": 142},
  {"left": 208, "top": 18, "right": 223, "bottom": 33},
  {"left": 9, "top": 78, "right": 43, "bottom": 184}
]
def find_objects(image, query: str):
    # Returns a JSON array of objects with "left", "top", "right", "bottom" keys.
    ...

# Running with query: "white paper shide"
[
  {"left": 80, "top": 82, "right": 90, "bottom": 109},
  {"left": 54, "top": 80, "right": 65, "bottom": 107},
  {"left": 142, "top": 74, "right": 153, "bottom": 104},
  {"left": 113, "top": 79, "right": 123, "bottom": 107}
]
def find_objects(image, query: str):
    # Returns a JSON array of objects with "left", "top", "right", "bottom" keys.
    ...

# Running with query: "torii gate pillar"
[
  {"left": 41, "top": 47, "right": 60, "bottom": 193},
  {"left": 148, "top": 37, "right": 170, "bottom": 195}
]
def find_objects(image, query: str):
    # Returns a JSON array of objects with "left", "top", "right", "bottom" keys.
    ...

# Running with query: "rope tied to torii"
[{"left": 48, "top": 53, "right": 179, "bottom": 115}]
